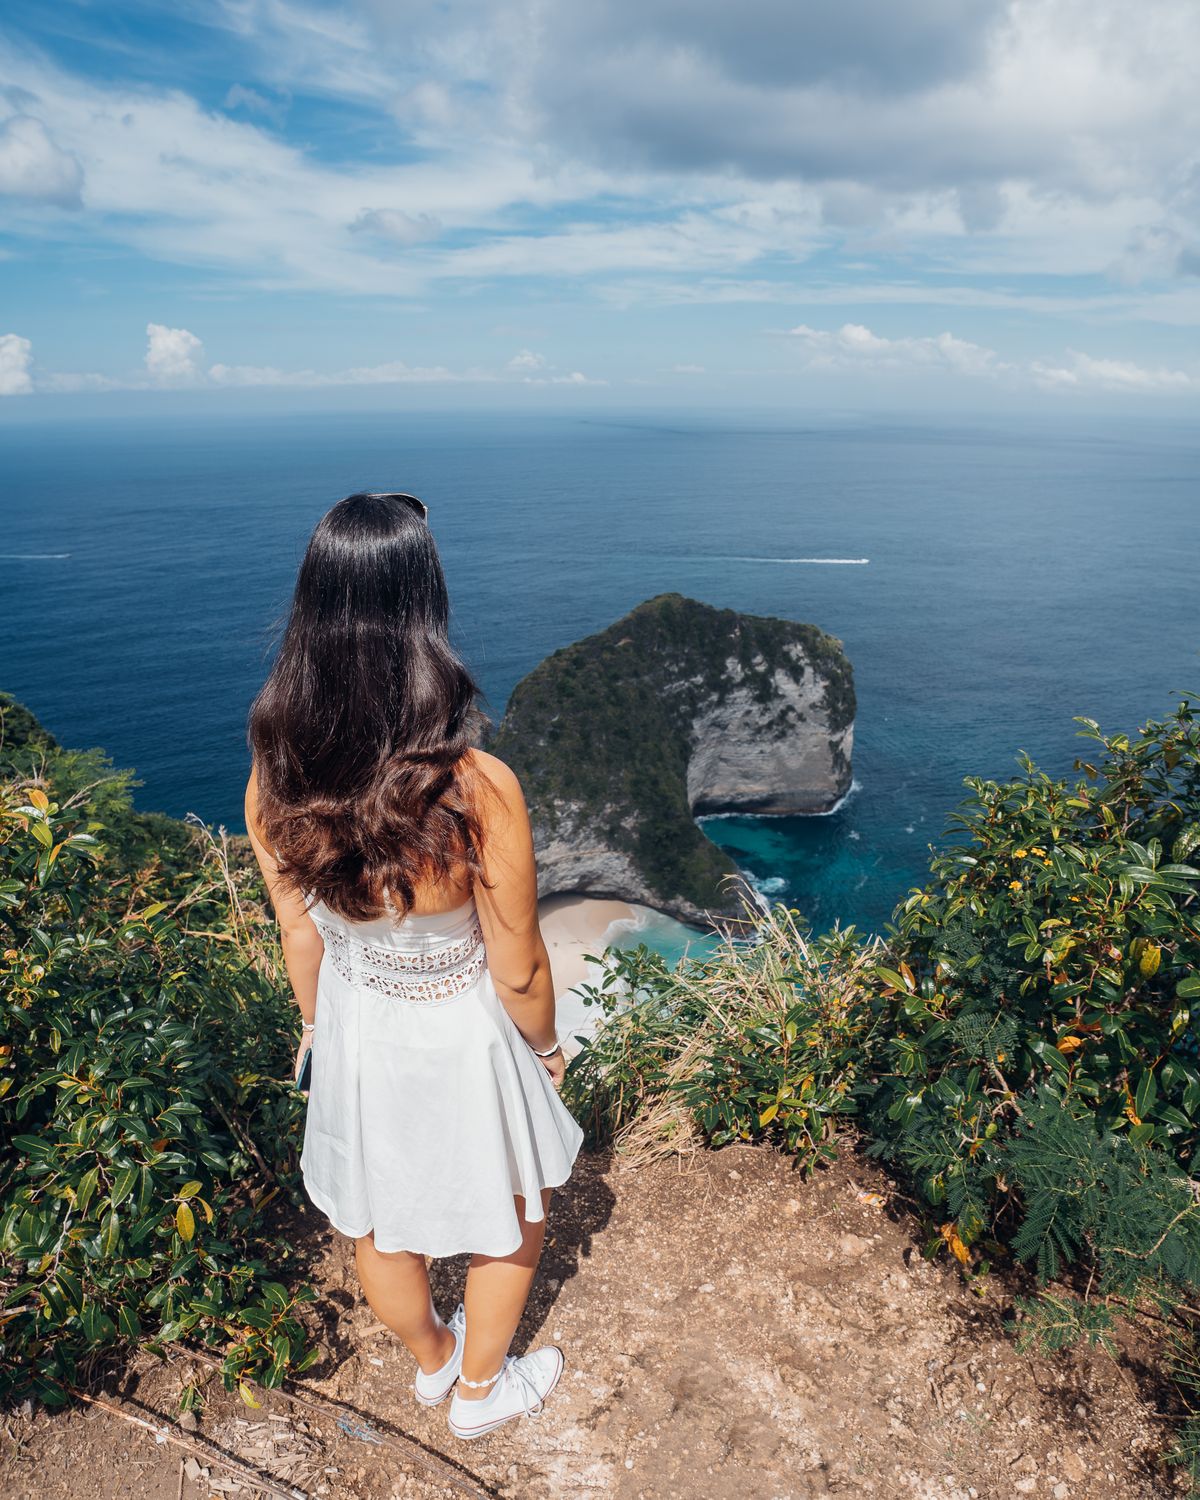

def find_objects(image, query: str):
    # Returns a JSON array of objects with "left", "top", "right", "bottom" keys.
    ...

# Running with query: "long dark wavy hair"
[{"left": 248, "top": 492, "right": 493, "bottom": 921}]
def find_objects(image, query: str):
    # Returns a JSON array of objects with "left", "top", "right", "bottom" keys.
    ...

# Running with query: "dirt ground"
[{"left": 0, "top": 1142, "right": 1181, "bottom": 1500}]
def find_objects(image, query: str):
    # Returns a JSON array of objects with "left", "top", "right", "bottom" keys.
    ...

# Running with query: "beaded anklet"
[{"left": 458, "top": 1363, "right": 505, "bottom": 1389}]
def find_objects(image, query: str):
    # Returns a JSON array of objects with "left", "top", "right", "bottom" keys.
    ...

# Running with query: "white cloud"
[
  {"left": 0, "top": 320, "right": 582, "bottom": 393},
  {"left": 0, "top": 334, "right": 33, "bottom": 395},
  {"left": 515, "top": 0, "right": 1200, "bottom": 227},
  {"left": 435, "top": 211, "right": 796, "bottom": 282},
  {"left": 39, "top": 370, "right": 122, "bottom": 393},
  {"left": 517, "top": 370, "right": 606, "bottom": 386},
  {"left": 252, "top": 0, "right": 1200, "bottom": 282},
  {"left": 786, "top": 322, "right": 1008, "bottom": 377},
  {"left": 10, "top": 313, "right": 1192, "bottom": 401},
  {"left": 501, "top": 348, "right": 604, "bottom": 384},
  {"left": 783, "top": 320, "right": 1195, "bottom": 394},
  {"left": 1030, "top": 351, "right": 1193, "bottom": 392},
  {"left": 6, "top": 0, "right": 1199, "bottom": 306},
  {"left": 176, "top": 354, "right": 596, "bottom": 388},
  {"left": 222, "top": 83, "right": 284, "bottom": 120},
  {"left": 1, "top": 0, "right": 1196, "bottom": 409},
  {"left": 0, "top": 43, "right": 532, "bottom": 297},
  {"left": 0, "top": 114, "right": 83, "bottom": 205},
  {"left": 350, "top": 208, "right": 442, "bottom": 244},
  {"left": 208, "top": 358, "right": 491, "bottom": 386},
  {"left": 145, "top": 323, "right": 205, "bottom": 383}
]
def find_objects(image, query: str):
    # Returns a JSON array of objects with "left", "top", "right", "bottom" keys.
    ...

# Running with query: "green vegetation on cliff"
[
  {"left": 492, "top": 592, "right": 855, "bottom": 915},
  {"left": 7, "top": 676, "right": 1200, "bottom": 1484},
  {"left": 565, "top": 693, "right": 1200, "bottom": 1487},
  {"left": 0, "top": 693, "right": 314, "bottom": 1406}
]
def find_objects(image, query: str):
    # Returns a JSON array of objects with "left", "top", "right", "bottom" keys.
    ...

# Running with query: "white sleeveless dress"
[{"left": 299, "top": 894, "right": 585, "bottom": 1258}]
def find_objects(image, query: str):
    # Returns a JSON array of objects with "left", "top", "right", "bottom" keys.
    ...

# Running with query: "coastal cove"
[
  {"left": 539, "top": 894, "right": 725, "bottom": 1053},
  {"left": 3, "top": 407, "right": 1198, "bottom": 943}
]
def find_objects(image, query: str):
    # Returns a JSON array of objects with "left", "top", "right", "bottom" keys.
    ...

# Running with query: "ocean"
[{"left": 2, "top": 406, "right": 1197, "bottom": 952}]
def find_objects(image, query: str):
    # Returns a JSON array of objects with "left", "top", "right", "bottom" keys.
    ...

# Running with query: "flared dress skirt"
[{"left": 299, "top": 897, "right": 585, "bottom": 1258}]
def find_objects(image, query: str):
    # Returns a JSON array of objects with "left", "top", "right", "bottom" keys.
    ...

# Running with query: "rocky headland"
[{"left": 489, "top": 593, "right": 855, "bottom": 926}]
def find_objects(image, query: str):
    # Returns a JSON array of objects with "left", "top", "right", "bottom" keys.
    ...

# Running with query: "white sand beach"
[{"left": 538, "top": 893, "right": 637, "bottom": 1056}]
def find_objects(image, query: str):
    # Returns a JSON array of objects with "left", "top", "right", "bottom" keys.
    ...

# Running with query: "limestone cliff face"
[
  {"left": 685, "top": 643, "right": 854, "bottom": 816},
  {"left": 489, "top": 593, "right": 855, "bottom": 926}
]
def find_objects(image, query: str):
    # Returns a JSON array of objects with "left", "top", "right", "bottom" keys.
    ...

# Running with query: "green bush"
[
  {"left": 566, "top": 696, "right": 1200, "bottom": 1485},
  {"left": 0, "top": 697, "right": 316, "bottom": 1405},
  {"left": 570, "top": 699, "right": 1200, "bottom": 1275},
  {"left": 864, "top": 700, "right": 1200, "bottom": 1252},
  {"left": 861, "top": 698, "right": 1200, "bottom": 1481},
  {"left": 562, "top": 900, "right": 878, "bottom": 1172}
]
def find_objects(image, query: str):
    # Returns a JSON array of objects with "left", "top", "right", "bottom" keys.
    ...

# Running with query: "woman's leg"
[
  {"left": 355, "top": 1232, "right": 457, "bottom": 1375},
  {"left": 456, "top": 1188, "right": 553, "bottom": 1401}
]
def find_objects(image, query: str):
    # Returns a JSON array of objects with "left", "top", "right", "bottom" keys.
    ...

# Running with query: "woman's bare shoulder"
[
  {"left": 243, "top": 762, "right": 261, "bottom": 824},
  {"left": 460, "top": 748, "right": 525, "bottom": 814}
]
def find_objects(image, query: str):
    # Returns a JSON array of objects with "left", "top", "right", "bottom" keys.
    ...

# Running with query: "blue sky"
[{"left": 2, "top": 0, "right": 1199, "bottom": 411}]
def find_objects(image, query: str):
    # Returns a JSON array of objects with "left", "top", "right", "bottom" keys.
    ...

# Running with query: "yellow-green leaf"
[
  {"left": 941, "top": 1222, "right": 970, "bottom": 1265},
  {"left": 75, "top": 1165, "right": 100, "bottom": 1217},
  {"left": 178, "top": 1181, "right": 202, "bottom": 1200},
  {"left": 27, "top": 788, "right": 50, "bottom": 812},
  {"left": 874, "top": 967, "right": 909, "bottom": 993},
  {"left": 175, "top": 1202, "right": 195, "bottom": 1242},
  {"left": 758, "top": 1102, "right": 779, "bottom": 1127},
  {"left": 237, "top": 1381, "right": 262, "bottom": 1409}
]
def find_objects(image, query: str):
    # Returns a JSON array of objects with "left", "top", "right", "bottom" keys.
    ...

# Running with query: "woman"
[{"left": 244, "top": 491, "right": 584, "bottom": 1441}]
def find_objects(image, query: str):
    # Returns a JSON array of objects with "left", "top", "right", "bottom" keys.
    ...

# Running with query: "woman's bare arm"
[
  {"left": 468, "top": 750, "right": 559, "bottom": 1057},
  {"left": 244, "top": 766, "right": 324, "bottom": 1027}
]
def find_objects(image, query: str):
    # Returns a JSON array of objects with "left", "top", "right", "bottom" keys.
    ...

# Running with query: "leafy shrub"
[
  {"left": 567, "top": 697, "right": 1200, "bottom": 1485},
  {"left": 562, "top": 898, "right": 878, "bottom": 1172},
  {"left": 0, "top": 697, "right": 315, "bottom": 1405},
  {"left": 857, "top": 699, "right": 1200, "bottom": 1483},
  {"left": 863, "top": 701, "right": 1200, "bottom": 1254}
]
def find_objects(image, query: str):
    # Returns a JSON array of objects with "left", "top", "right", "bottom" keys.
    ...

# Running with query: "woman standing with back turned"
[{"left": 244, "top": 491, "right": 584, "bottom": 1440}]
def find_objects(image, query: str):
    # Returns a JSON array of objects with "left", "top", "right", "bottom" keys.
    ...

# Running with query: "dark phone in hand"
[{"left": 295, "top": 1046, "right": 313, "bottom": 1093}]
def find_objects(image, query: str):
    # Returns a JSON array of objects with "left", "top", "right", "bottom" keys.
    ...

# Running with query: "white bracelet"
[
  {"left": 301, "top": 1021, "right": 315, "bottom": 1032},
  {"left": 530, "top": 1038, "right": 561, "bottom": 1057}
]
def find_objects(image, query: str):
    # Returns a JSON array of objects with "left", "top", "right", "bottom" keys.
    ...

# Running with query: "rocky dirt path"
[{"left": 1, "top": 1144, "right": 1179, "bottom": 1499}]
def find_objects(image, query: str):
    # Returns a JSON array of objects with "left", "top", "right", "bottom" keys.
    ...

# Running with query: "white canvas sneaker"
[
  {"left": 447, "top": 1346, "right": 565, "bottom": 1440},
  {"left": 413, "top": 1302, "right": 467, "bottom": 1407}
]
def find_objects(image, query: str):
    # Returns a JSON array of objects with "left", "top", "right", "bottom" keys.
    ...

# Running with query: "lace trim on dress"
[{"left": 314, "top": 915, "right": 486, "bottom": 1005}]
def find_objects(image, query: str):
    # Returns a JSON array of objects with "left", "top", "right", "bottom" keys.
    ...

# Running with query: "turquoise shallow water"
[
  {"left": 2, "top": 406, "right": 1197, "bottom": 952},
  {"left": 606, "top": 907, "right": 726, "bottom": 966}
]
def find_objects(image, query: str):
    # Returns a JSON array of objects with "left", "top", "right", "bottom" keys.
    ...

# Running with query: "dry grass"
[
  {"left": 607, "top": 882, "right": 884, "bottom": 1171},
  {"left": 183, "top": 814, "right": 284, "bottom": 984}
]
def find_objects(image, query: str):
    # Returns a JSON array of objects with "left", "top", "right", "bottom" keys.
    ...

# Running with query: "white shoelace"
[{"left": 499, "top": 1354, "right": 546, "bottom": 1419}]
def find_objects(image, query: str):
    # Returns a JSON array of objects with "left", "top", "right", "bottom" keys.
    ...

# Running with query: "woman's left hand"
[
  {"left": 537, "top": 1046, "right": 567, "bottom": 1091},
  {"left": 294, "top": 1031, "right": 314, "bottom": 1090}
]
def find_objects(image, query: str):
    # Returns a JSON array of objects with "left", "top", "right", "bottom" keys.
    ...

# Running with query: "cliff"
[{"left": 490, "top": 593, "right": 855, "bottom": 925}]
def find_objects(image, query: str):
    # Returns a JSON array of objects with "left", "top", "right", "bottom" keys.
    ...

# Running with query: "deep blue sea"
[{"left": 2, "top": 407, "right": 1197, "bottom": 949}]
